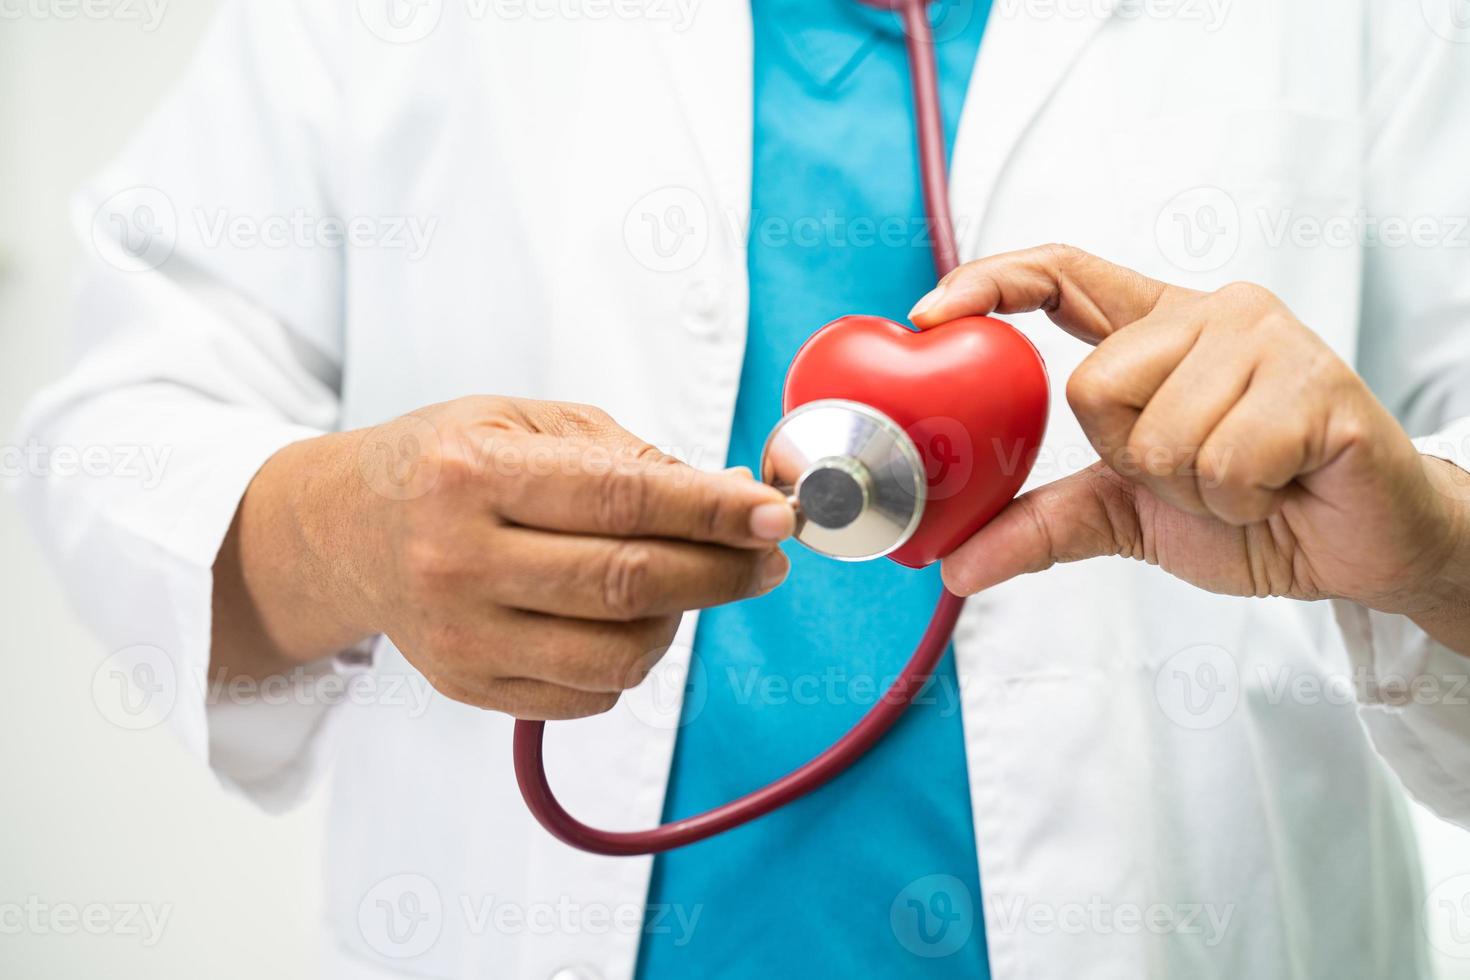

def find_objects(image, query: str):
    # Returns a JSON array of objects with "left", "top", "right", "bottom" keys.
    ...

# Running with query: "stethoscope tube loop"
[
  {"left": 514, "top": 591, "right": 964, "bottom": 855},
  {"left": 512, "top": 0, "right": 966, "bottom": 855}
]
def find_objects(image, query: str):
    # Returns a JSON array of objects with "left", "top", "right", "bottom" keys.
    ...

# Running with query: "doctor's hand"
[
  {"left": 910, "top": 245, "right": 1470, "bottom": 654},
  {"left": 212, "top": 397, "right": 794, "bottom": 718}
]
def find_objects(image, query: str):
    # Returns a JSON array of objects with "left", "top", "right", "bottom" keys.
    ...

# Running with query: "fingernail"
[
  {"left": 750, "top": 501, "right": 796, "bottom": 541},
  {"left": 724, "top": 466, "right": 754, "bottom": 480},
  {"left": 908, "top": 282, "right": 947, "bottom": 321},
  {"left": 758, "top": 550, "right": 790, "bottom": 592}
]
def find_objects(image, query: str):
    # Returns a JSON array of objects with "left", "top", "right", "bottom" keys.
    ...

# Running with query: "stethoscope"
[{"left": 514, "top": 0, "right": 1034, "bottom": 856}]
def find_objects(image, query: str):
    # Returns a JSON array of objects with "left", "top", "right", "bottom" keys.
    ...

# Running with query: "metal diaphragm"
[{"left": 759, "top": 399, "right": 926, "bottom": 561}]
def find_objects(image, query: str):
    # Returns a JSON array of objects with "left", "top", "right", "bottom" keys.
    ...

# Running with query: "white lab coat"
[{"left": 18, "top": 0, "right": 1470, "bottom": 977}]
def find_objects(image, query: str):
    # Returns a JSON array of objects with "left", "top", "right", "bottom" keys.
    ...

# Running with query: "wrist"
[
  {"left": 1401, "top": 455, "right": 1470, "bottom": 654},
  {"left": 238, "top": 432, "right": 383, "bottom": 663}
]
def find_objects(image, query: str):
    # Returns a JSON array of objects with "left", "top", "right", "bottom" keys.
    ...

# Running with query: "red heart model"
[{"left": 782, "top": 314, "right": 1050, "bottom": 569}]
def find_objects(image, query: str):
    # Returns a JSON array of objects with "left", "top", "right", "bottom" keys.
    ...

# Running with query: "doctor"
[{"left": 18, "top": 0, "right": 1470, "bottom": 977}]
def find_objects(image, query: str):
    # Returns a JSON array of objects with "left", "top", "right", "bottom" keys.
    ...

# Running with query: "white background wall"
[
  {"left": 2, "top": 3, "right": 1470, "bottom": 978},
  {"left": 0, "top": 5, "right": 319, "bottom": 978}
]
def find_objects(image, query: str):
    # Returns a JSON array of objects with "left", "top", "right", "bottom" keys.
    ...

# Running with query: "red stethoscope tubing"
[{"left": 512, "top": 0, "right": 966, "bottom": 856}]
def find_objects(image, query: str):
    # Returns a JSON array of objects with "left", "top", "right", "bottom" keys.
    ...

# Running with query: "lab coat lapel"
[
  {"left": 950, "top": 0, "right": 1120, "bottom": 253},
  {"left": 648, "top": 4, "right": 755, "bottom": 249}
]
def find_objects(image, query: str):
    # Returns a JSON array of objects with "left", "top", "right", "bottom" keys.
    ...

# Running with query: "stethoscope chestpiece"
[{"left": 759, "top": 399, "right": 926, "bottom": 562}]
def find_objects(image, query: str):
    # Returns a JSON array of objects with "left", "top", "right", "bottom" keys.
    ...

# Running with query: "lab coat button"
[
  {"left": 681, "top": 279, "right": 722, "bottom": 336},
  {"left": 547, "top": 967, "right": 602, "bottom": 980}
]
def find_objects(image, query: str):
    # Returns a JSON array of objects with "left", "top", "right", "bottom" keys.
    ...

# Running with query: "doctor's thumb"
[{"left": 940, "top": 462, "right": 1137, "bottom": 596}]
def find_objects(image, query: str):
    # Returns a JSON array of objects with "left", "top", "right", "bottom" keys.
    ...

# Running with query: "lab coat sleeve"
[
  {"left": 1335, "top": 2, "right": 1470, "bottom": 827},
  {"left": 14, "top": 0, "right": 355, "bottom": 812}
]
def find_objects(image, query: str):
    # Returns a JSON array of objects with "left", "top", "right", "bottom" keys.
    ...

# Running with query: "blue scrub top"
[{"left": 638, "top": 0, "right": 992, "bottom": 975}]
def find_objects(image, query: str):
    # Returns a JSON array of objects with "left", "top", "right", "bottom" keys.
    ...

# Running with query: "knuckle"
[
  {"left": 570, "top": 691, "right": 621, "bottom": 718},
  {"left": 488, "top": 680, "right": 618, "bottom": 721},
  {"left": 462, "top": 394, "right": 518, "bottom": 420},
  {"left": 1124, "top": 424, "right": 1180, "bottom": 478},
  {"left": 1253, "top": 309, "right": 1297, "bottom": 337},
  {"left": 549, "top": 400, "right": 614, "bottom": 435},
  {"left": 645, "top": 613, "right": 682, "bottom": 650},
  {"left": 595, "top": 466, "right": 650, "bottom": 535},
  {"left": 619, "top": 617, "right": 680, "bottom": 689},
  {"left": 630, "top": 440, "right": 679, "bottom": 470},
  {"left": 1194, "top": 446, "right": 1240, "bottom": 493},
  {"left": 1040, "top": 241, "right": 1084, "bottom": 267},
  {"left": 461, "top": 430, "right": 526, "bottom": 493},
  {"left": 1214, "top": 280, "right": 1276, "bottom": 310},
  {"left": 1065, "top": 360, "right": 1124, "bottom": 417},
  {"left": 404, "top": 538, "right": 461, "bottom": 590},
  {"left": 433, "top": 442, "right": 478, "bottom": 492},
  {"left": 734, "top": 551, "right": 767, "bottom": 597},
  {"left": 428, "top": 675, "right": 492, "bottom": 710},
  {"left": 601, "top": 542, "right": 656, "bottom": 619},
  {"left": 615, "top": 646, "right": 660, "bottom": 691},
  {"left": 475, "top": 680, "right": 526, "bottom": 718},
  {"left": 697, "top": 483, "right": 732, "bottom": 539},
  {"left": 565, "top": 401, "right": 612, "bottom": 424},
  {"left": 1331, "top": 414, "right": 1373, "bottom": 456},
  {"left": 1234, "top": 495, "right": 1277, "bottom": 524},
  {"left": 1015, "top": 493, "right": 1060, "bottom": 566},
  {"left": 1302, "top": 345, "right": 1354, "bottom": 392},
  {"left": 1063, "top": 367, "right": 1099, "bottom": 414},
  {"left": 940, "top": 259, "right": 979, "bottom": 287}
]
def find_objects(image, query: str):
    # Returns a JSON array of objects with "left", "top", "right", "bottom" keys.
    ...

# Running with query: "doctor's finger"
[
  {"left": 433, "top": 672, "right": 621, "bottom": 720},
  {"left": 486, "top": 526, "right": 789, "bottom": 620},
  {"left": 1065, "top": 308, "right": 1207, "bottom": 465},
  {"left": 939, "top": 463, "right": 1141, "bottom": 597},
  {"left": 495, "top": 611, "right": 683, "bottom": 694},
  {"left": 909, "top": 244, "right": 1198, "bottom": 344},
  {"left": 1086, "top": 315, "right": 1255, "bottom": 515},
  {"left": 1064, "top": 308, "right": 1211, "bottom": 461},
  {"left": 490, "top": 438, "right": 795, "bottom": 547}
]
